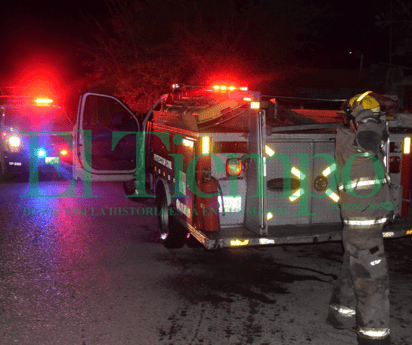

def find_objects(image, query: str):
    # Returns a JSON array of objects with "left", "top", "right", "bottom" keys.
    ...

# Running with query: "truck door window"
[{"left": 83, "top": 95, "right": 138, "bottom": 131}]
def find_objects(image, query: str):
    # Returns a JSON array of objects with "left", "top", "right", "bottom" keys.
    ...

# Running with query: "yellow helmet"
[{"left": 348, "top": 91, "right": 380, "bottom": 114}]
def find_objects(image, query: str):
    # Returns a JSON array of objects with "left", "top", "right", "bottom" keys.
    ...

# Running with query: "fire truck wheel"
[{"left": 156, "top": 187, "right": 187, "bottom": 248}]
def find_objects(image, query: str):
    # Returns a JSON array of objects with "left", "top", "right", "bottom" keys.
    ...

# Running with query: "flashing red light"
[
  {"left": 60, "top": 149, "right": 68, "bottom": 156},
  {"left": 243, "top": 97, "right": 252, "bottom": 102},
  {"left": 212, "top": 85, "right": 248, "bottom": 92},
  {"left": 34, "top": 98, "right": 53, "bottom": 106}
]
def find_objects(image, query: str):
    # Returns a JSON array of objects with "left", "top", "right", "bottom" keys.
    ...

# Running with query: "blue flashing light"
[{"left": 37, "top": 148, "right": 47, "bottom": 158}]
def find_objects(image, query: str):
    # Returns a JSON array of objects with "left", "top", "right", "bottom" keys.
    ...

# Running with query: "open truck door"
[{"left": 73, "top": 93, "right": 141, "bottom": 182}]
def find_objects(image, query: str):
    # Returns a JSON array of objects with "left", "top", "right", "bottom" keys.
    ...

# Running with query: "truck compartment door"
[{"left": 264, "top": 134, "right": 341, "bottom": 226}]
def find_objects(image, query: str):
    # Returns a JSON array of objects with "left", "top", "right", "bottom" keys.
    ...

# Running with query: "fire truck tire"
[{"left": 156, "top": 186, "right": 187, "bottom": 248}]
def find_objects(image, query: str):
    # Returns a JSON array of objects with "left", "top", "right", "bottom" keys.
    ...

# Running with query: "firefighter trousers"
[{"left": 327, "top": 224, "right": 390, "bottom": 345}]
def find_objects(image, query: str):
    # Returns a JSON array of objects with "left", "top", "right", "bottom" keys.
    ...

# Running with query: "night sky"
[
  {"left": 0, "top": 1, "right": 102, "bottom": 93},
  {"left": 0, "top": 0, "right": 396, "bottom": 97}
]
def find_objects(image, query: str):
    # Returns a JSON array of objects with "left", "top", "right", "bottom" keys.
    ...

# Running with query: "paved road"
[{"left": 0, "top": 180, "right": 411, "bottom": 345}]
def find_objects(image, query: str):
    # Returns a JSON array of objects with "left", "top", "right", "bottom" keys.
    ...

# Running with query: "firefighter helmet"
[{"left": 348, "top": 91, "right": 381, "bottom": 114}]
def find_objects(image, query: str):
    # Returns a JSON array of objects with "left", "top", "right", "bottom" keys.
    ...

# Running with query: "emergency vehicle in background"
[
  {"left": 0, "top": 95, "right": 73, "bottom": 179},
  {"left": 73, "top": 85, "right": 412, "bottom": 250}
]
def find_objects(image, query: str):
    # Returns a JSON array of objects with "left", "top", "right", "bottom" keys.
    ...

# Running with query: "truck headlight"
[{"left": 8, "top": 135, "right": 21, "bottom": 148}]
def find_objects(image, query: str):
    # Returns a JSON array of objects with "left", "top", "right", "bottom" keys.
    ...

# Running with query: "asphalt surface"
[{"left": 1, "top": 179, "right": 412, "bottom": 345}]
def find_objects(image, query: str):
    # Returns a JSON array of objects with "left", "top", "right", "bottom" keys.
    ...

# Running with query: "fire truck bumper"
[
  {"left": 183, "top": 219, "right": 412, "bottom": 250},
  {"left": 4, "top": 151, "right": 30, "bottom": 174}
]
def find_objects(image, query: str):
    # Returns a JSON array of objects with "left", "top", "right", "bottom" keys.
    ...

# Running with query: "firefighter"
[{"left": 326, "top": 91, "right": 392, "bottom": 345}]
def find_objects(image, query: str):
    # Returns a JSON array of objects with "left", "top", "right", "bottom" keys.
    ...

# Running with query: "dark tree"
[{"left": 83, "top": 0, "right": 325, "bottom": 113}]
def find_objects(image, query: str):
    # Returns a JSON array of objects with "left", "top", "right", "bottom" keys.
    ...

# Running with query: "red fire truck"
[{"left": 73, "top": 85, "right": 412, "bottom": 250}]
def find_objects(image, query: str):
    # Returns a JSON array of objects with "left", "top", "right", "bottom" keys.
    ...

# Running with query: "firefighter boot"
[{"left": 326, "top": 309, "right": 356, "bottom": 330}]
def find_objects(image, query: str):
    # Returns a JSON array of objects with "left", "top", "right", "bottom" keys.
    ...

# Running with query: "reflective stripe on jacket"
[{"left": 338, "top": 174, "right": 390, "bottom": 192}]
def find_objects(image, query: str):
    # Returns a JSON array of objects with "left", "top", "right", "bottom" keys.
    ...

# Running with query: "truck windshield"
[{"left": 1, "top": 105, "right": 72, "bottom": 132}]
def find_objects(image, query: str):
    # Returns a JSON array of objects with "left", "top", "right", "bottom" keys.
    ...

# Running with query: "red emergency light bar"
[
  {"left": 34, "top": 98, "right": 53, "bottom": 106},
  {"left": 212, "top": 85, "right": 248, "bottom": 92}
]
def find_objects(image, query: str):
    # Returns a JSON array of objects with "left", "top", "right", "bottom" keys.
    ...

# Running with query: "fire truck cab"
[{"left": 73, "top": 85, "right": 412, "bottom": 250}]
